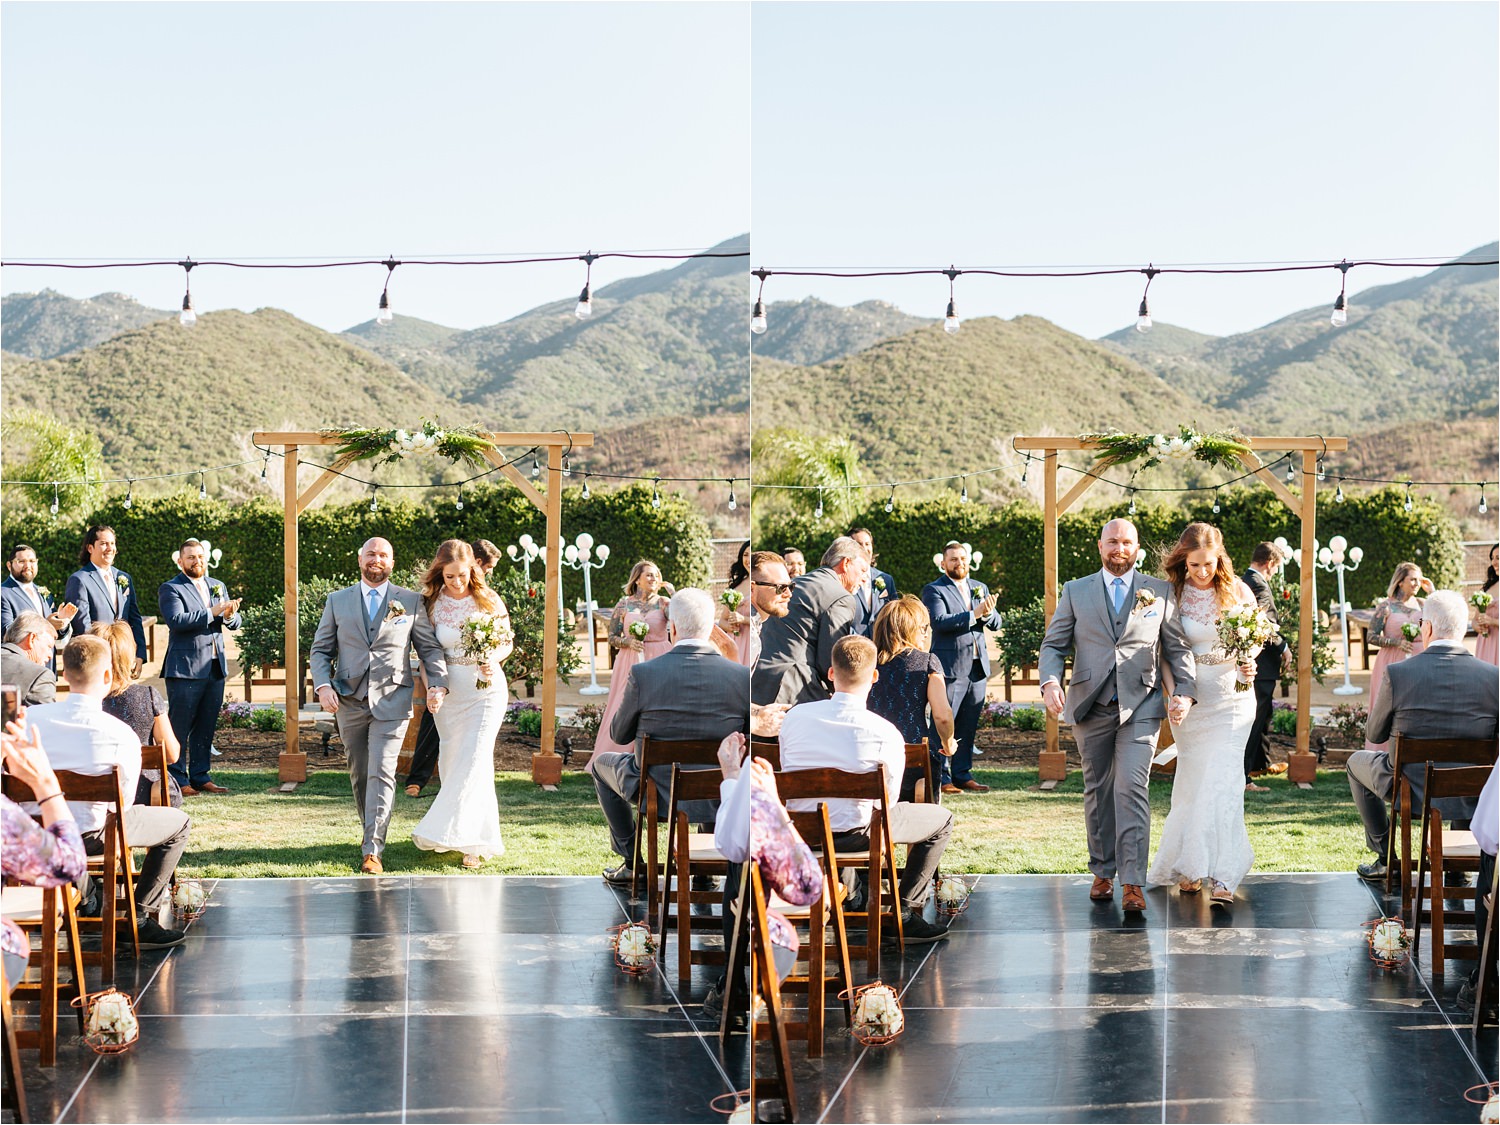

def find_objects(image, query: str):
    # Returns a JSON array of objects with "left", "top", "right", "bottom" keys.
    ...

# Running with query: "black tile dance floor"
[
  {"left": 764, "top": 874, "right": 1497, "bottom": 1124},
  {"left": 8, "top": 876, "right": 747, "bottom": 1123}
]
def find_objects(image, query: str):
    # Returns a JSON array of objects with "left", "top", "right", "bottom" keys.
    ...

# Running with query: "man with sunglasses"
[{"left": 748, "top": 551, "right": 793, "bottom": 666}]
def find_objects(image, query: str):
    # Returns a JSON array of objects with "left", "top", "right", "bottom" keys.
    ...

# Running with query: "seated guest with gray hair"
[
  {"left": 2, "top": 612, "right": 59, "bottom": 705},
  {"left": 1348, "top": 590, "right": 1500, "bottom": 881},
  {"left": 590, "top": 587, "right": 750, "bottom": 886}
]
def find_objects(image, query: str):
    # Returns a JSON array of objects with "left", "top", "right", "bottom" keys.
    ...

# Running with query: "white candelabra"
[
  {"left": 931, "top": 543, "right": 984, "bottom": 570},
  {"left": 507, "top": 534, "right": 540, "bottom": 584},
  {"left": 1277, "top": 536, "right": 1321, "bottom": 617},
  {"left": 170, "top": 538, "right": 223, "bottom": 570},
  {"left": 1316, "top": 535, "right": 1364, "bottom": 696},
  {"left": 563, "top": 533, "right": 611, "bottom": 695}
]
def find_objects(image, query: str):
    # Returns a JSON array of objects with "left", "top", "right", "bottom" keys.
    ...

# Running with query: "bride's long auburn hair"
[
  {"left": 421, "top": 539, "right": 499, "bottom": 614},
  {"left": 1162, "top": 522, "right": 1238, "bottom": 610}
]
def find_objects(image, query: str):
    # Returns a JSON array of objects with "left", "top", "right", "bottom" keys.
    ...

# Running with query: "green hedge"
[
  {"left": 757, "top": 484, "right": 1463, "bottom": 614},
  {"left": 3, "top": 481, "right": 713, "bottom": 616}
]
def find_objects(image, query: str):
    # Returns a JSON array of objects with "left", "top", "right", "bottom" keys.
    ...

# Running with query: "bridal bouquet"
[
  {"left": 461, "top": 612, "right": 513, "bottom": 691},
  {"left": 1217, "top": 606, "right": 1280, "bottom": 692}
]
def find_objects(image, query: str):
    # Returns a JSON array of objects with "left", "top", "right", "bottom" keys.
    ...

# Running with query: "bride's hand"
[
  {"left": 478, "top": 661, "right": 495, "bottom": 681},
  {"left": 1237, "top": 660, "right": 1255, "bottom": 681}
]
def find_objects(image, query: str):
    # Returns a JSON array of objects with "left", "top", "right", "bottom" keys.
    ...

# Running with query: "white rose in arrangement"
[
  {"left": 172, "top": 880, "right": 207, "bottom": 912},
  {"left": 87, "top": 991, "right": 139, "bottom": 1043},
  {"left": 1481, "top": 1092, "right": 1499, "bottom": 1125},
  {"left": 853, "top": 984, "right": 904, "bottom": 1038},
  {"left": 614, "top": 923, "right": 655, "bottom": 963},
  {"left": 1371, "top": 920, "right": 1406, "bottom": 957},
  {"left": 935, "top": 876, "right": 970, "bottom": 906},
  {"left": 395, "top": 429, "right": 410, "bottom": 445}
]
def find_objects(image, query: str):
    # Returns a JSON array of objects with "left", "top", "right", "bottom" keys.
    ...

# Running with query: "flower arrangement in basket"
[
  {"left": 461, "top": 611, "right": 514, "bottom": 690},
  {"left": 74, "top": 988, "right": 139, "bottom": 1055},
  {"left": 1216, "top": 606, "right": 1280, "bottom": 692},
  {"left": 840, "top": 980, "right": 905, "bottom": 1044},
  {"left": 1364, "top": 916, "right": 1411, "bottom": 969},
  {"left": 934, "top": 874, "right": 973, "bottom": 916},
  {"left": 171, "top": 879, "right": 207, "bottom": 921},
  {"left": 609, "top": 921, "right": 657, "bottom": 975},
  {"left": 1465, "top": 1082, "right": 1499, "bottom": 1124}
]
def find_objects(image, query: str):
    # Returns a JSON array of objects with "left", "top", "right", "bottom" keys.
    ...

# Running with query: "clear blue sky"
[
  {"left": 752, "top": 2, "right": 1499, "bottom": 339},
  {"left": 2, "top": 2, "right": 750, "bottom": 332}
]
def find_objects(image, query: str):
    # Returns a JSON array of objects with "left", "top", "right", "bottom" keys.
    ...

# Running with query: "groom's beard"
[
  {"left": 1102, "top": 556, "right": 1135, "bottom": 577},
  {"left": 361, "top": 563, "right": 391, "bottom": 584}
]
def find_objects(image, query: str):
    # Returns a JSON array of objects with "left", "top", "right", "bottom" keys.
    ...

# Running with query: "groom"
[
  {"left": 1039, "top": 518, "right": 1196, "bottom": 913},
  {"left": 311, "top": 537, "right": 448, "bottom": 874}
]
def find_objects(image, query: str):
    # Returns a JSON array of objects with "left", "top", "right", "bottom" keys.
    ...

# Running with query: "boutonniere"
[
  {"left": 970, "top": 586, "right": 982, "bottom": 602},
  {"left": 35, "top": 585, "right": 50, "bottom": 599},
  {"left": 116, "top": 574, "right": 130, "bottom": 593},
  {"left": 873, "top": 576, "right": 887, "bottom": 593},
  {"left": 385, "top": 599, "right": 407, "bottom": 621},
  {"left": 212, "top": 582, "right": 227, "bottom": 599},
  {"left": 1134, "top": 590, "right": 1159, "bottom": 614}
]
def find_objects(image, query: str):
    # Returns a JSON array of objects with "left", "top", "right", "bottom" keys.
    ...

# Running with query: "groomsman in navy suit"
[
  {"left": 159, "top": 539, "right": 242, "bottom": 795},
  {"left": 3, "top": 544, "right": 74, "bottom": 644},
  {"left": 848, "top": 527, "right": 898, "bottom": 638},
  {"left": 921, "top": 541, "right": 1003, "bottom": 793},
  {"left": 65, "top": 526, "right": 147, "bottom": 676}
]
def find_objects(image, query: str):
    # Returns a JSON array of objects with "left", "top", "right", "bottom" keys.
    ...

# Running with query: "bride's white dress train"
[
  {"left": 1147, "top": 584, "right": 1254, "bottom": 892},
  {"left": 412, "top": 593, "right": 506, "bottom": 858}
]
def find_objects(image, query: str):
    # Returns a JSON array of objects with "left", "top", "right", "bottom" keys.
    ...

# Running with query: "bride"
[
  {"left": 411, "top": 539, "right": 513, "bottom": 868},
  {"left": 1147, "top": 522, "right": 1259, "bottom": 906}
]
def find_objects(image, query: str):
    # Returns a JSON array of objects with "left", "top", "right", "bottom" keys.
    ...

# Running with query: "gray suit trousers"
[
  {"left": 1072, "top": 700, "right": 1159, "bottom": 886},
  {"left": 336, "top": 693, "right": 410, "bottom": 858}
]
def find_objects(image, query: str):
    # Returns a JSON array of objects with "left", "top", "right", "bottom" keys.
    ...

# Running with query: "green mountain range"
[
  {"left": 2, "top": 289, "right": 174, "bottom": 359},
  {"left": 752, "top": 298, "right": 932, "bottom": 366}
]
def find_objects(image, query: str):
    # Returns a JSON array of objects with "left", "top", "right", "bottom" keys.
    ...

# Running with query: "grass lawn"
[{"left": 177, "top": 766, "right": 1370, "bottom": 879}]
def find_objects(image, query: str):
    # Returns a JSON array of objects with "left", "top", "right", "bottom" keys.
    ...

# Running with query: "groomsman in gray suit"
[
  {"left": 1040, "top": 518, "right": 1196, "bottom": 914},
  {"left": 752, "top": 537, "right": 865, "bottom": 706},
  {"left": 311, "top": 538, "right": 447, "bottom": 874},
  {"left": 592, "top": 587, "right": 750, "bottom": 884}
]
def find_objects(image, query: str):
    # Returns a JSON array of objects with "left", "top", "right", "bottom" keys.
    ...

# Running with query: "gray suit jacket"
[
  {"left": 1, "top": 642, "right": 56, "bottom": 706},
  {"left": 1367, "top": 643, "right": 1499, "bottom": 747},
  {"left": 1038, "top": 571, "right": 1195, "bottom": 725},
  {"left": 751, "top": 567, "right": 855, "bottom": 706},
  {"left": 309, "top": 583, "right": 447, "bottom": 722}
]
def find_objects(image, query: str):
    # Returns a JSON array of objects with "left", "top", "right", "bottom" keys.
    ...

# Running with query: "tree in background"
[
  {"left": 751, "top": 426, "right": 865, "bottom": 529},
  {"left": 1, "top": 410, "right": 106, "bottom": 513}
]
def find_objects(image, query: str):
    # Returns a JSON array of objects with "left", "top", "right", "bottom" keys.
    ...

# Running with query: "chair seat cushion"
[{"left": 0, "top": 886, "right": 52, "bottom": 924}]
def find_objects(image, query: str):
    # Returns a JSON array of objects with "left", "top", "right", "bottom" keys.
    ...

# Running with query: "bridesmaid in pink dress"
[
  {"left": 590, "top": 560, "right": 672, "bottom": 758},
  {"left": 1473, "top": 545, "right": 1499, "bottom": 666},
  {"left": 719, "top": 540, "right": 755, "bottom": 667},
  {"left": 1363, "top": 562, "right": 1428, "bottom": 754}
]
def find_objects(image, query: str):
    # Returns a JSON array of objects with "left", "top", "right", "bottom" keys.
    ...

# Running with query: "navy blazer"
[
  {"left": 159, "top": 573, "right": 242, "bottom": 679},
  {"left": 2, "top": 576, "right": 61, "bottom": 638},
  {"left": 65, "top": 564, "right": 147, "bottom": 661},
  {"left": 921, "top": 576, "right": 1003, "bottom": 680}
]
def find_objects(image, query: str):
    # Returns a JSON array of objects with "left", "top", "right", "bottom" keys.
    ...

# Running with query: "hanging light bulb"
[
  {"left": 369, "top": 488, "right": 379, "bottom": 514},
  {"left": 1403, "top": 484, "right": 1414, "bottom": 513},
  {"left": 575, "top": 252, "right": 597, "bottom": 319},
  {"left": 884, "top": 487, "right": 895, "bottom": 514},
  {"left": 1316, "top": 458, "right": 1327, "bottom": 482},
  {"left": 1127, "top": 490, "right": 1137, "bottom": 517},
  {"left": 376, "top": 258, "right": 398, "bottom": 325},
  {"left": 960, "top": 478, "right": 969, "bottom": 504},
  {"left": 455, "top": 485, "right": 464, "bottom": 511},
  {"left": 814, "top": 489, "right": 824, "bottom": 520},
  {"left": 1480, "top": 485, "right": 1489, "bottom": 515},
  {"left": 199, "top": 473, "right": 207, "bottom": 501},
  {"left": 1211, "top": 491, "right": 1221, "bottom": 515},
  {"left": 561, "top": 455, "right": 572, "bottom": 477},
  {"left": 727, "top": 483, "right": 737, "bottom": 512},
  {"left": 531, "top": 455, "right": 541, "bottom": 480},
  {"left": 1135, "top": 266, "right": 1158, "bottom": 333},
  {"left": 50, "top": 483, "right": 60, "bottom": 517},
  {"left": 124, "top": 480, "right": 134, "bottom": 510},
  {"left": 581, "top": 475, "right": 591, "bottom": 500},
  {"left": 178, "top": 258, "right": 197, "bottom": 327},
  {"left": 1285, "top": 459, "right": 1297, "bottom": 485},
  {"left": 943, "top": 267, "right": 961, "bottom": 334},
  {"left": 651, "top": 480, "right": 662, "bottom": 510},
  {"left": 260, "top": 453, "right": 270, "bottom": 480},
  {"left": 1021, "top": 457, "right": 1029, "bottom": 484},
  {"left": 751, "top": 268, "right": 771, "bottom": 334},
  {"left": 1330, "top": 260, "right": 1351, "bottom": 327},
  {"left": 1334, "top": 480, "right": 1345, "bottom": 504}
]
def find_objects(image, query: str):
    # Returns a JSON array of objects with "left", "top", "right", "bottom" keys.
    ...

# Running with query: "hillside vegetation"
[{"left": 2, "top": 289, "right": 173, "bottom": 359}]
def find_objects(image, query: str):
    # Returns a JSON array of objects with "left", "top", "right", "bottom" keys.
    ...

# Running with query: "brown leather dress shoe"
[
  {"left": 361, "top": 854, "right": 384, "bottom": 875},
  {"left": 1266, "top": 762, "right": 1288, "bottom": 775},
  {"left": 1089, "top": 877, "right": 1114, "bottom": 901},
  {"left": 958, "top": 780, "right": 990, "bottom": 792},
  {"left": 1122, "top": 884, "right": 1147, "bottom": 912},
  {"left": 196, "top": 781, "right": 230, "bottom": 794},
  {"left": 179, "top": 786, "right": 199, "bottom": 797},
  {"left": 940, "top": 783, "right": 963, "bottom": 794}
]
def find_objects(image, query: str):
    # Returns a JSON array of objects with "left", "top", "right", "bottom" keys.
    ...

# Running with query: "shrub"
[
  {"left": 249, "top": 707, "right": 286, "bottom": 733},
  {"left": 572, "top": 703, "right": 604, "bottom": 738},
  {"left": 235, "top": 575, "right": 351, "bottom": 677},
  {"left": 996, "top": 595, "right": 1047, "bottom": 674},
  {"left": 1010, "top": 705, "right": 1047, "bottom": 732},
  {"left": 1328, "top": 702, "right": 1369, "bottom": 746},
  {"left": 217, "top": 701, "right": 256, "bottom": 730},
  {"left": 1269, "top": 705, "right": 1299, "bottom": 736},
  {"left": 492, "top": 569, "right": 583, "bottom": 691},
  {"left": 507, "top": 700, "right": 558, "bottom": 738}
]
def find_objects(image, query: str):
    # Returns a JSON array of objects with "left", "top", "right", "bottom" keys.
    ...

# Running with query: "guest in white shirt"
[
  {"left": 778, "top": 634, "right": 955, "bottom": 943},
  {"left": 23, "top": 634, "right": 192, "bottom": 949}
]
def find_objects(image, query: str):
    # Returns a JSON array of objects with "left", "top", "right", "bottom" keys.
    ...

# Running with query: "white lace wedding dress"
[
  {"left": 1146, "top": 583, "right": 1255, "bottom": 893},
  {"left": 411, "top": 593, "right": 507, "bottom": 859}
]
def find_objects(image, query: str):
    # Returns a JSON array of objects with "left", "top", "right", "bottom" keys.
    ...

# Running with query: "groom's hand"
[
  {"left": 426, "top": 687, "right": 447, "bottom": 715},
  {"left": 1041, "top": 682, "right": 1065, "bottom": 718},
  {"left": 317, "top": 686, "right": 339, "bottom": 714},
  {"left": 1167, "top": 695, "right": 1192, "bottom": 725}
]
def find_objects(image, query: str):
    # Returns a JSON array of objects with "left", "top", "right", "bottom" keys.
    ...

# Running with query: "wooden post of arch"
[
  {"left": 252, "top": 430, "right": 593, "bottom": 787},
  {"left": 1014, "top": 434, "right": 1347, "bottom": 788}
]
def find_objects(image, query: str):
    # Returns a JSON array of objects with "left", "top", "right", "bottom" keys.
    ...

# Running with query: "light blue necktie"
[
  {"left": 366, "top": 588, "right": 381, "bottom": 626},
  {"left": 1111, "top": 577, "right": 1126, "bottom": 616}
]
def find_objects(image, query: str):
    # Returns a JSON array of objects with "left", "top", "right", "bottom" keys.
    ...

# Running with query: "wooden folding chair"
[
  {"left": 749, "top": 736, "right": 781, "bottom": 770},
  {"left": 778, "top": 802, "right": 855, "bottom": 1059},
  {"left": 633, "top": 738, "right": 722, "bottom": 924},
  {"left": 657, "top": 765, "right": 729, "bottom": 982},
  {"left": 905, "top": 742, "right": 937, "bottom": 804},
  {"left": 0, "top": 884, "right": 88, "bottom": 1069},
  {"left": 0, "top": 959, "right": 28, "bottom": 1123},
  {"left": 775, "top": 767, "right": 901, "bottom": 976},
  {"left": 1386, "top": 736, "right": 1496, "bottom": 916},
  {"left": 141, "top": 744, "right": 172, "bottom": 808},
  {"left": 1412, "top": 763, "right": 1490, "bottom": 980},
  {"left": 749, "top": 864, "right": 797, "bottom": 1123}
]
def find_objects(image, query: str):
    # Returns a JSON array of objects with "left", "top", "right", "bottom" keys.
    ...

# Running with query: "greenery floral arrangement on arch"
[
  {"left": 322, "top": 420, "right": 496, "bottom": 469},
  {"left": 1081, "top": 426, "right": 1251, "bottom": 472}
]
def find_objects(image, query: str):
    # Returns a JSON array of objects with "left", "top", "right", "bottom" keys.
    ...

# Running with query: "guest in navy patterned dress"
[{"left": 867, "top": 595, "right": 955, "bottom": 803}]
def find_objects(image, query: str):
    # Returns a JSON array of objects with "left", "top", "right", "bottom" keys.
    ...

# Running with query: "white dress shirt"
[
  {"left": 18, "top": 581, "right": 46, "bottom": 615},
  {"left": 22, "top": 693, "right": 142, "bottom": 832},
  {"left": 1472, "top": 764, "right": 1498, "bottom": 857},
  {"left": 779, "top": 691, "right": 905, "bottom": 832}
]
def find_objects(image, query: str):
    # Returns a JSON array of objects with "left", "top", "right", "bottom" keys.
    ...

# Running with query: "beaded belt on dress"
[{"left": 1196, "top": 650, "right": 1233, "bottom": 666}]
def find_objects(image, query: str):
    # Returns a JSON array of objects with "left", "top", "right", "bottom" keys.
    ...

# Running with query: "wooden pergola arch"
[
  {"left": 251, "top": 429, "right": 593, "bottom": 786},
  {"left": 1014, "top": 434, "right": 1347, "bottom": 787}
]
